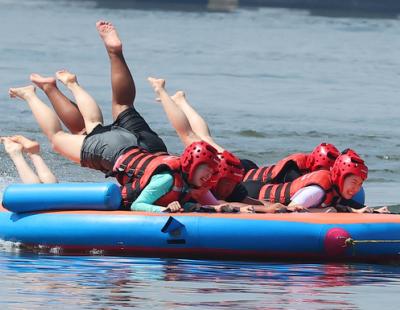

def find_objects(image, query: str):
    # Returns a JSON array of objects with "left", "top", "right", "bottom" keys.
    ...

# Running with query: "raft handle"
[{"left": 161, "top": 216, "right": 185, "bottom": 235}]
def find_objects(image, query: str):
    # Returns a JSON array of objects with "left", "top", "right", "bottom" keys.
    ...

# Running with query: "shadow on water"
[{"left": 71, "top": 0, "right": 400, "bottom": 18}]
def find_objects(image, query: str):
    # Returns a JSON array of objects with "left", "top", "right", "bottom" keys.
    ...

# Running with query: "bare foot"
[
  {"left": 30, "top": 73, "right": 57, "bottom": 91},
  {"left": 147, "top": 77, "right": 165, "bottom": 94},
  {"left": 1, "top": 137, "right": 23, "bottom": 157},
  {"left": 55, "top": 70, "right": 77, "bottom": 86},
  {"left": 10, "top": 135, "right": 40, "bottom": 154},
  {"left": 96, "top": 20, "right": 122, "bottom": 54},
  {"left": 9, "top": 85, "right": 36, "bottom": 100},
  {"left": 171, "top": 91, "right": 186, "bottom": 105}
]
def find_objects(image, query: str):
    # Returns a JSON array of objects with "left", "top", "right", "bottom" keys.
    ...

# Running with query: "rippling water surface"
[
  {"left": 1, "top": 248, "right": 400, "bottom": 309},
  {"left": 1, "top": 0, "right": 400, "bottom": 308}
]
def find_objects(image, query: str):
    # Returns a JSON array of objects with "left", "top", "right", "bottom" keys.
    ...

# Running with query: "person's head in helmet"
[
  {"left": 180, "top": 141, "right": 220, "bottom": 188},
  {"left": 212, "top": 150, "right": 244, "bottom": 199},
  {"left": 331, "top": 149, "right": 368, "bottom": 199},
  {"left": 307, "top": 142, "right": 340, "bottom": 172}
]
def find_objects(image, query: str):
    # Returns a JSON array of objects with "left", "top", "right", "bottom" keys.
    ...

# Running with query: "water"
[
  {"left": 1, "top": 0, "right": 400, "bottom": 308},
  {"left": 1, "top": 250, "right": 400, "bottom": 309}
]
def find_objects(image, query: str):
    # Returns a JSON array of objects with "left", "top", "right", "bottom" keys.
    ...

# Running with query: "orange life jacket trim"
[
  {"left": 259, "top": 170, "right": 337, "bottom": 207},
  {"left": 243, "top": 153, "right": 309, "bottom": 183},
  {"left": 113, "top": 149, "right": 190, "bottom": 209}
]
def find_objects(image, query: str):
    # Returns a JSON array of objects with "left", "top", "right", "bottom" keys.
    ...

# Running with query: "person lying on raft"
[
  {"left": 251, "top": 149, "right": 389, "bottom": 213},
  {"left": 243, "top": 143, "right": 340, "bottom": 183},
  {"left": 147, "top": 77, "right": 303, "bottom": 213},
  {"left": 242, "top": 143, "right": 367, "bottom": 209},
  {"left": 29, "top": 21, "right": 167, "bottom": 156},
  {"left": 1, "top": 136, "right": 57, "bottom": 184},
  {"left": 9, "top": 74, "right": 226, "bottom": 213}
]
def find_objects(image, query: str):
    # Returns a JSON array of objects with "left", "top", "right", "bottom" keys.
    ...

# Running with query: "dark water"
[{"left": 1, "top": 0, "right": 400, "bottom": 308}]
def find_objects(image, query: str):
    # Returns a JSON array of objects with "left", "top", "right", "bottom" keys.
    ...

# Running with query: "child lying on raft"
[
  {"left": 1, "top": 135, "right": 57, "bottom": 184},
  {"left": 254, "top": 149, "right": 389, "bottom": 214}
]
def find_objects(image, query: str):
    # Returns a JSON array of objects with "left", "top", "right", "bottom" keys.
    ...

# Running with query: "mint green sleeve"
[{"left": 130, "top": 173, "right": 174, "bottom": 213}]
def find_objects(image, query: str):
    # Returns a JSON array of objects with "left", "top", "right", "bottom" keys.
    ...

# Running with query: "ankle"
[
  {"left": 66, "top": 81, "right": 79, "bottom": 89},
  {"left": 108, "top": 48, "right": 123, "bottom": 58},
  {"left": 42, "top": 83, "right": 58, "bottom": 93}
]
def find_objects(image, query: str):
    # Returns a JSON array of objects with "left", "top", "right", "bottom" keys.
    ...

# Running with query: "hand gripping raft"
[{"left": 2, "top": 183, "right": 121, "bottom": 213}]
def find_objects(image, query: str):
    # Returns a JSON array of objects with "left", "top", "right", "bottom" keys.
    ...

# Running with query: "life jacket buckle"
[
  {"left": 117, "top": 164, "right": 127, "bottom": 172},
  {"left": 126, "top": 167, "right": 136, "bottom": 178}
]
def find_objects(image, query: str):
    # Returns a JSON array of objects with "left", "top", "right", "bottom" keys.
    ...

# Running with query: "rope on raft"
[{"left": 345, "top": 238, "right": 400, "bottom": 246}]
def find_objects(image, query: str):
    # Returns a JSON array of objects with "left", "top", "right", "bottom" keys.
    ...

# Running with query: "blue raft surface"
[{"left": 1, "top": 183, "right": 400, "bottom": 263}]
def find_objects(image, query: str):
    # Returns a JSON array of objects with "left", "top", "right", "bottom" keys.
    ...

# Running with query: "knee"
[{"left": 50, "top": 133, "right": 65, "bottom": 153}]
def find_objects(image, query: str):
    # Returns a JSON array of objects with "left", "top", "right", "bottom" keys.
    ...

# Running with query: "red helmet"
[
  {"left": 331, "top": 150, "right": 368, "bottom": 194},
  {"left": 341, "top": 148, "right": 360, "bottom": 158},
  {"left": 180, "top": 141, "right": 220, "bottom": 187},
  {"left": 217, "top": 150, "right": 244, "bottom": 183},
  {"left": 307, "top": 143, "right": 340, "bottom": 172}
]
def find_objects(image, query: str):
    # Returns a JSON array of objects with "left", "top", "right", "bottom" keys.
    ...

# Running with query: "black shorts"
[
  {"left": 80, "top": 124, "right": 138, "bottom": 173},
  {"left": 112, "top": 107, "right": 167, "bottom": 153}
]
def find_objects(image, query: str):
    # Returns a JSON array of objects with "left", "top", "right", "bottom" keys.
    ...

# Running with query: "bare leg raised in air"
[
  {"left": 1, "top": 136, "right": 57, "bottom": 184},
  {"left": 29, "top": 21, "right": 136, "bottom": 133},
  {"left": 30, "top": 73, "right": 85, "bottom": 134},
  {"left": 171, "top": 91, "right": 223, "bottom": 152},
  {"left": 96, "top": 20, "right": 136, "bottom": 119},
  {"left": 8, "top": 86, "right": 85, "bottom": 164},
  {"left": 148, "top": 77, "right": 200, "bottom": 147},
  {"left": 55, "top": 70, "right": 103, "bottom": 134}
]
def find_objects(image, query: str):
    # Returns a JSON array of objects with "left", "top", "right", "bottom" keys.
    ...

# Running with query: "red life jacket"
[
  {"left": 258, "top": 170, "right": 338, "bottom": 207},
  {"left": 243, "top": 153, "right": 309, "bottom": 183},
  {"left": 112, "top": 147, "right": 192, "bottom": 209}
]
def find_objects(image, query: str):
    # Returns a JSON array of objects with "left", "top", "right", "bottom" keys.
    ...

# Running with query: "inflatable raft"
[{"left": 1, "top": 183, "right": 400, "bottom": 263}]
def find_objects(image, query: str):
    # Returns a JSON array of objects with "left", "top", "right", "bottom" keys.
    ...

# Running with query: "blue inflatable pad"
[
  {"left": 352, "top": 187, "right": 365, "bottom": 205},
  {"left": 3, "top": 183, "right": 121, "bottom": 213}
]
